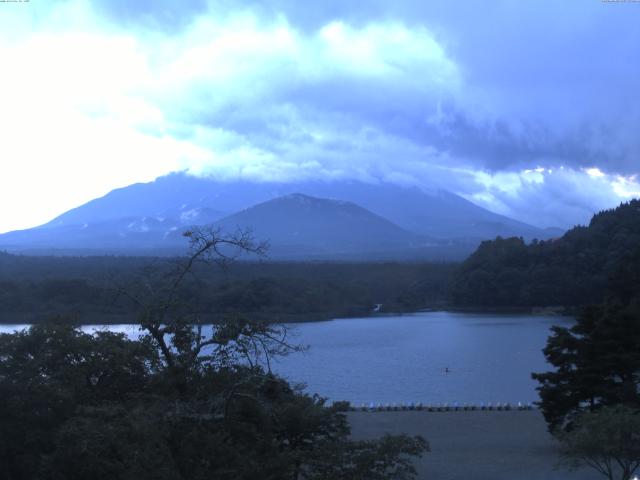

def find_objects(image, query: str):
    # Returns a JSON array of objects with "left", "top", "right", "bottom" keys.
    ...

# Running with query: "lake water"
[{"left": 0, "top": 312, "right": 571, "bottom": 406}]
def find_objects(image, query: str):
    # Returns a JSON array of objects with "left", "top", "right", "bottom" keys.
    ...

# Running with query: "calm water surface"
[
  {"left": 0, "top": 312, "right": 571, "bottom": 405},
  {"left": 274, "top": 312, "right": 570, "bottom": 405}
]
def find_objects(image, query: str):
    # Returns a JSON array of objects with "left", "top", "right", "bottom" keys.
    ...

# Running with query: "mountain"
[
  {"left": 214, "top": 193, "right": 425, "bottom": 258},
  {"left": 42, "top": 173, "right": 555, "bottom": 240},
  {"left": 289, "top": 180, "right": 554, "bottom": 241},
  {"left": 0, "top": 173, "right": 561, "bottom": 258},
  {"left": 0, "top": 193, "right": 470, "bottom": 259}
]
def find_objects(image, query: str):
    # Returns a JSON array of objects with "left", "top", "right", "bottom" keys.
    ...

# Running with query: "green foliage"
[
  {"left": 303, "top": 434, "right": 429, "bottom": 480},
  {"left": 0, "top": 324, "right": 427, "bottom": 480},
  {"left": 532, "top": 213, "right": 640, "bottom": 431},
  {"left": 556, "top": 406, "right": 640, "bottom": 480},
  {"left": 452, "top": 199, "right": 640, "bottom": 307},
  {"left": 0, "top": 230, "right": 428, "bottom": 479},
  {"left": 0, "top": 324, "right": 156, "bottom": 479},
  {"left": 0, "top": 256, "right": 455, "bottom": 323},
  {"left": 43, "top": 405, "right": 180, "bottom": 480},
  {"left": 532, "top": 303, "right": 640, "bottom": 431}
]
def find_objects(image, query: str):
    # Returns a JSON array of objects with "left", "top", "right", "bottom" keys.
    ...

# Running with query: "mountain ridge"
[
  {"left": 213, "top": 192, "right": 425, "bottom": 258},
  {"left": 0, "top": 173, "right": 563, "bottom": 259}
]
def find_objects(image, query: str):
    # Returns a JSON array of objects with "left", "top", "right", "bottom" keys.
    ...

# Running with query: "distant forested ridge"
[
  {"left": 451, "top": 199, "right": 640, "bottom": 308},
  {"left": 0, "top": 254, "right": 455, "bottom": 323}
]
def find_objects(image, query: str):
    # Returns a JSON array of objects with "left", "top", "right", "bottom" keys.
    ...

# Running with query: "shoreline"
[
  {"left": 0, "top": 306, "right": 574, "bottom": 326},
  {"left": 348, "top": 410, "right": 600, "bottom": 480}
]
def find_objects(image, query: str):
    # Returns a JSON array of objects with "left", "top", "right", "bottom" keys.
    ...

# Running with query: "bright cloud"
[
  {"left": 465, "top": 167, "right": 640, "bottom": 228},
  {"left": 0, "top": 0, "right": 638, "bottom": 233}
]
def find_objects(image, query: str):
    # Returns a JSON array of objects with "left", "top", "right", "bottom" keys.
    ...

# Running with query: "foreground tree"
[
  {"left": 0, "top": 227, "right": 428, "bottom": 479},
  {"left": 532, "top": 303, "right": 640, "bottom": 431},
  {"left": 533, "top": 246, "right": 640, "bottom": 478},
  {"left": 556, "top": 406, "right": 640, "bottom": 480},
  {"left": 0, "top": 325, "right": 157, "bottom": 480},
  {"left": 532, "top": 244, "right": 640, "bottom": 431}
]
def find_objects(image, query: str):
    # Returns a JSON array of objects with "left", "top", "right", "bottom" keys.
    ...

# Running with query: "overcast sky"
[{"left": 1, "top": 0, "right": 639, "bottom": 233}]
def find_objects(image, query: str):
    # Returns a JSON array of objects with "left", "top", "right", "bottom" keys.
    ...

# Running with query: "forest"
[
  {"left": 0, "top": 252, "right": 455, "bottom": 324},
  {"left": 451, "top": 199, "right": 640, "bottom": 308}
]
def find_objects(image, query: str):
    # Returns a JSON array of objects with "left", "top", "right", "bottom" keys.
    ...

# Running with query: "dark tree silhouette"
[{"left": 0, "top": 227, "right": 428, "bottom": 480}]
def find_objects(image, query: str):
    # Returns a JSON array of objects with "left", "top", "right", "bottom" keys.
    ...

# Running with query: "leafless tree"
[{"left": 113, "top": 226, "right": 302, "bottom": 393}]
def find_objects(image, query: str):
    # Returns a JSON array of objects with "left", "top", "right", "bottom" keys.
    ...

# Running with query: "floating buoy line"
[{"left": 342, "top": 401, "right": 536, "bottom": 412}]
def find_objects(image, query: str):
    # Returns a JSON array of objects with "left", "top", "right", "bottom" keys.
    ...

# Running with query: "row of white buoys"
[{"left": 351, "top": 401, "right": 535, "bottom": 412}]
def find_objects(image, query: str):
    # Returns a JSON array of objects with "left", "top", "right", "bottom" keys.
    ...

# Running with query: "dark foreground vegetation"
[
  {"left": 0, "top": 229, "right": 427, "bottom": 480},
  {"left": 0, "top": 251, "right": 454, "bottom": 323},
  {"left": 532, "top": 283, "right": 640, "bottom": 480},
  {"left": 529, "top": 203, "right": 640, "bottom": 480},
  {"left": 0, "top": 324, "right": 427, "bottom": 480}
]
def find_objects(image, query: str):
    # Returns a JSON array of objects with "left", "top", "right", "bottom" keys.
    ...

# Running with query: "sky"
[{"left": 1, "top": 0, "right": 639, "bottom": 233}]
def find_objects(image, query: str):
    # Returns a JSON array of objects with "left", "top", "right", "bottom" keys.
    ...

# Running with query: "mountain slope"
[
  {"left": 451, "top": 199, "right": 640, "bottom": 307},
  {"left": 0, "top": 192, "right": 424, "bottom": 257},
  {"left": 214, "top": 193, "right": 423, "bottom": 257},
  {"left": 290, "top": 180, "right": 553, "bottom": 241},
  {"left": 0, "top": 173, "right": 561, "bottom": 257},
  {"left": 42, "top": 173, "right": 556, "bottom": 239}
]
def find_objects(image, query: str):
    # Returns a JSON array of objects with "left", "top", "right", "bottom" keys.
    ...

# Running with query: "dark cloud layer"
[
  {"left": 1, "top": 0, "right": 638, "bottom": 232},
  {"left": 95, "top": 0, "right": 640, "bottom": 175}
]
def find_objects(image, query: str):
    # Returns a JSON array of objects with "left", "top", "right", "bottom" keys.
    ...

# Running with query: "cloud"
[
  {"left": 91, "top": 0, "right": 208, "bottom": 33},
  {"left": 0, "top": 0, "right": 639, "bottom": 233},
  {"left": 466, "top": 167, "right": 640, "bottom": 229}
]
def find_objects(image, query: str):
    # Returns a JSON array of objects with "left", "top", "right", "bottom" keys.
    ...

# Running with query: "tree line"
[
  {"left": 520, "top": 202, "right": 640, "bottom": 480},
  {"left": 0, "top": 253, "right": 455, "bottom": 323},
  {"left": 451, "top": 199, "right": 640, "bottom": 308}
]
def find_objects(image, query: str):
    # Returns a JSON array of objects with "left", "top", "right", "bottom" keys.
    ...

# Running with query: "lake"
[{"left": 0, "top": 312, "right": 570, "bottom": 406}]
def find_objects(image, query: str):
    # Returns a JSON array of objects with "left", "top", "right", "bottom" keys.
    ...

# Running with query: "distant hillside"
[
  {"left": 39, "top": 173, "right": 555, "bottom": 241},
  {"left": 0, "top": 193, "right": 473, "bottom": 260},
  {"left": 451, "top": 199, "right": 640, "bottom": 308},
  {"left": 0, "top": 216, "right": 190, "bottom": 254},
  {"left": 0, "top": 173, "right": 560, "bottom": 258},
  {"left": 214, "top": 193, "right": 425, "bottom": 257}
]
